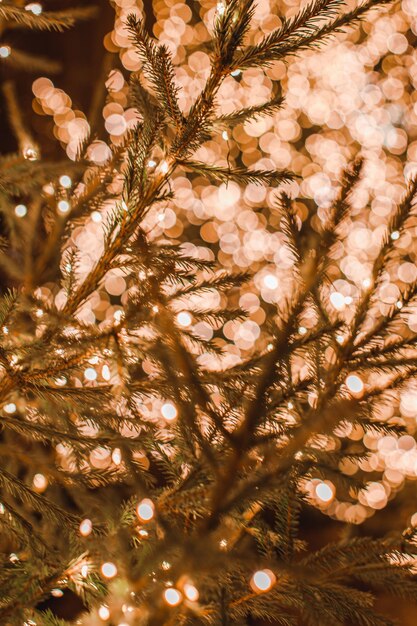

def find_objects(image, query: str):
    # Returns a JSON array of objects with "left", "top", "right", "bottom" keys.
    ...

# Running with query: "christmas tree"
[{"left": 1, "top": 0, "right": 417, "bottom": 624}]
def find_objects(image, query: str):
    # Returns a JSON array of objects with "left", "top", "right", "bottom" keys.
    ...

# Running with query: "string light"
[
  {"left": 216, "top": 2, "right": 225, "bottom": 15},
  {"left": 250, "top": 569, "right": 276, "bottom": 593},
  {"left": 58, "top": 200, "right": 70, "bottom": 214},
  {"left": 51, "top": 589, "right": 63, "bottom": 597},
  {"left": 136, "top": 498, "right": 155, "bottom": 521},
  {"left": 14, "top": 204, "right": 27, "bottom": 217},
  {"left": 0, "top": 46, "right": 11, "bottom": 58},
  {"left": 346, "top": 374, "right": 364, "bottom": 395},
  {"left": 33, "top": 473, "right": 48, "bottom": 492},
  {"left": 84, "top": 367, "right": 98, "bottom": 381},
  {"left": 23, "top": 146, "right": 38, "bottom": 160},
  {"left": 4, "top": 403, "right": 16, "bottom": 414},
  {"left": 112, "top": 448, "right": 122, "bottom": 465},
  {"left": 184, "top": 583, "right": 199, "bottom": 602},
  {"left": 59, "top": 175, "right": 72, "bottom": 188},
  {"left": 163, "top": 588, "right": 183, "bottom": 606},
  {"left": 101, "top": 562, "right": 117, "bottom": 578},
  {"left": 161, "top": 402, "right": 178, "bottom": 421},
  {"left": 98, "top": 605, "right": 110, "bottom": 620},
  {"left": 102, "top": 364, "right": 111, "bottom": 380},
  {"left": 263, "top": 274, "right": 279, "bottom": 289},
  {"left": 159, "top": 160, "right": 169, "bottom": 174},
  {"left": 315, "top": 481, "right": 335, "bottom": 502},
  {"left": 26, "top": 3, "right": 43, "bottom": 14},
  {"left": 79, "top": 518, "right": 93, "bottom": 536}
]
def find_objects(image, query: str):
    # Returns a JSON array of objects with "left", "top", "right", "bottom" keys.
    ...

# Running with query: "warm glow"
[
  {"left": 136, "top": 498, "right": 155, "bottom": 521},
  {"left": 250, "top": 569, "right": 276, "bottom": 593},
  {"left": 163, "top": 588, "right": 183, "bottom": 606},
  {"left": 101, "top": 562, "right": 117, "bottom": 578}
]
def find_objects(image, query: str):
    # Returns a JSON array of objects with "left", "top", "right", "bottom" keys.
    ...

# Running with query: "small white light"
[
  {"left": 287, "top": 401, "right": 294, "bottom": 410},
  {"left": 176, "top": 312, "right": 192, "bottom": 327},
  {"left": 35, "top": 308, "right": 43, "bottom": 318},
  {"left": 298, "top": 326, "right": 307, "bottom": 335},
  {"left": 148, "top": 159, "right": 157, "bottom": 168},
  {"left": 4, "top": 403, "right": 16, "bottom": 414},
  {"left": 315, "top": 482, "right": 334, "bottom": 502},
  {"left": 91, "top": 210, "right": 102, "bottom": 223},
  {"left": 231, "top": 69, "right": 241, "bottom": 77},
  {"left": 59, "top": 175, "right": 71, "bottom": 188},
  {"left": 164, "top": 588, "right": 182, "bottom": 606},
  {"left": 184, "top": 583, "right": 199, "bottom": 602},
  {"left": 216, "top": 1, "right": 225, "bottom": 15},
  {"left": 81, "top": 564, "right": 89, "bottom": 577},
  {"left": 250, "top": 569, "right": 275, "bottom": 593},
  {"left": 152, "top": 305, "right": 159, "bottom": 313},
  {"left": 102, "top": 364, "right": 111, "bottom": 380},
  {"left": 0, "top": 46, "right": 11, "bottom": 58},
  {"left": 390, "top": 230, "right": 400, "bottom": 240},
  {"left": 33, "top": 473, "right": 47, "bottom": 491},
  {"left": 161, "top": 402, "right": 178, "bottom": 421},
  {"left": 136, "top": 498, "right": 155, "bottom": 521},
  {"left": 84, "top": 367, "right": 97, "bottom": 381},
  {"left": 98, "top": 605, "right": 110, "bottom": 620},
  {"left": 222, "top": 130, "right": 229, "bottom": 140},
  {"left": 15, "top": 204, "right": 27, "bottom": 217},
  {"left": 23, "top": 146, "right": 38, "bottom": 161},
  {"left": 330, "top": 292, "right": 345, "bottom": 310},
  {"left": 101, "top": 562, "right": 117, "bottom": 579},
  {"left": 396, "top": 300, "right": 403, "bottom": 309},
  {"left": 112, "top": 448, "right": 122, "bottom": 465},
  {"left": 51, "top": 588, "right": 63, "bottom": 598},
  {"left": 263, "top": 274, "right": 278, "bottom": 289},
  {"left": 26, "top": 3, "right": 43, "bottom": 15},
  {"left": 362, "top": 278, "right": 371, "bottom": 288},
  {"left": 58, "top": 200, "right": 70, "bottom": 214},
  {"left": 79, "top": 518, "right": 93, "bottom": 536},
  {"left": 159, "top": 160, "right": 169, "bottom": 174},
  {"left": 161, "top": 561, "right": 171, "bottom": 570},
  {"left": 346, "top": 374, "right": 364, "bottom": 395},
  {"left": 336, "top": 334, "right": 345, "bottom": 344}
]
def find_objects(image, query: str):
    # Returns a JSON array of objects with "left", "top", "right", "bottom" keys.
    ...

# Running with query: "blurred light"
[
  {"left": 59, "top": 175, "right": 72, "bottom": 188},
  {"left": 79, "top": 519, "right": 93, "bottom": 536},
  {"left": 26, "top": 3, "right": 43, "bottom": 14},
  {"left": 15, "top": 204, "right": 27, "bottom": 217},
  {"left": 184, "top": 583, "right": 199, "bottom": 602},
  {"left": 58, "top": 200, "right": 70, "bottom": 214},
  {"left": 98, "top": 605, "right": 110, "bottom": 620},
  {"left": 346, "top": 374, "right": 364, "bottom": 394},
  {"left": 101, "top": 562, "right": 117, "bottom": 578},
  {"left": 136, "top": 498, "right": 155, "bottom": 521},
  {"left": 250, "top": 569, "right": 276, "bottom": 592},
  {"left": 164, "top": 588, "right": 182, "bottom": 606},
  {"left": 161, "top": 402, "right": 178, "bottom": 421}
]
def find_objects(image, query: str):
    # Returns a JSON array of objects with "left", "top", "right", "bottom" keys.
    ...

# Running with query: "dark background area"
[{"left": 1, "top": 0, "right": 123, "bottom": 156}]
